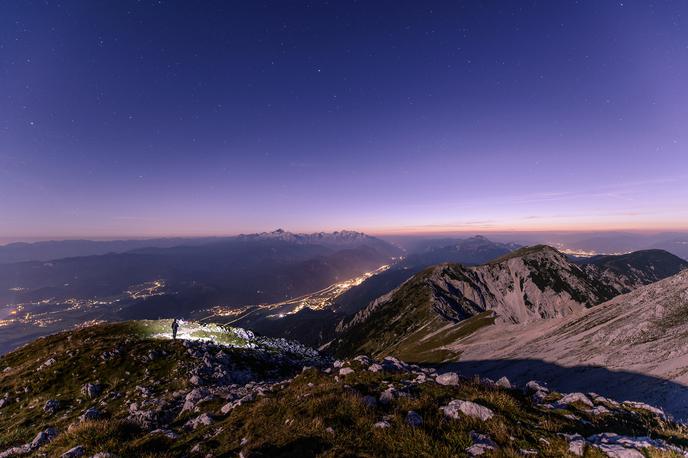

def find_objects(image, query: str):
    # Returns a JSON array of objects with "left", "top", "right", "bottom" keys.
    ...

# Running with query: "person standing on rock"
[{"left": 171, "top": 318, "right": 179, "bottom": 340}]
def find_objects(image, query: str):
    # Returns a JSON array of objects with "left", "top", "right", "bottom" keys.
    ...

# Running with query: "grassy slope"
[
  {"left": 179, "top": 365, "right": 688, "bottom": 457},
  {"left": 333, "top": 268, "right": 436, "bottom": 358},
  {"left": 333, "top": 264, "right": 497, "bottom": 362},
  {"left": 0, "top": 322, "right": 192, "bottom": 452},
  {"left": 1, "top": 323, "right": 687, "bottom": 456},
  {"left": 392, "top": 312, "right": 496, "bottom": 363},
  {"left": 0, "top": 321, "right": 292, "bottom": 456}
]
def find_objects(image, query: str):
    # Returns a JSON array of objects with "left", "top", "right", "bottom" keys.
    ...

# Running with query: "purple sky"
[{"left": 1, "top": 1, "right": 687, "bottom": 241}]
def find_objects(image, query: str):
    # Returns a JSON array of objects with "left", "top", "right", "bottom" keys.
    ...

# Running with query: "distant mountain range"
[
  {"left": 386, "top": 231, "right": 688, "bottom": 261},
  {"left": 0, "top": 230, "right": 401, "bottom": 327},
  {"left": 0, "top": 237, "right": 222, "bottom": 264},
  {"left": 0, "top": 230, "right": 399, "bottom": 264}
]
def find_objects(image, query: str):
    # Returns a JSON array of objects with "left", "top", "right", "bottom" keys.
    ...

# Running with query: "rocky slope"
[
  {"left": 1, "top": 321, "right": 687, "bottom": 457},
  {"left": 450, "top": 269, "right": 688, "bottom": 418},
  {"left": 333, "top": 246, "right": 686, "bottom": 362}
]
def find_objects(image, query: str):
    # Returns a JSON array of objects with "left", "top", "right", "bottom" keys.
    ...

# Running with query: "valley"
[
  {"left": 200, "top": 263, "right": 392, "bottom": 323},
  {"left": 0, "top": 243, "right": 397, "bottom": 355}
]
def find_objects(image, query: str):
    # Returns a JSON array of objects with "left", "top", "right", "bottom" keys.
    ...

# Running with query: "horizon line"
[{"left": 2, "top": 226, "right": 688, "bottom": 245}]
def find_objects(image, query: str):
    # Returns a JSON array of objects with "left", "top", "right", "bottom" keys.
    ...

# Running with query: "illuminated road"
[{"left": 203, "top": 263, "right": 391, "bottom": 323}]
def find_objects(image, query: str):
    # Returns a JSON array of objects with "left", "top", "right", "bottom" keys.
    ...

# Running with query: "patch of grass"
[
  {"left": 392, "top": 312, "right": 495, "bottom": 363},
  {"left": 0, "top": 322, "right": 192, "bottom": 449}
]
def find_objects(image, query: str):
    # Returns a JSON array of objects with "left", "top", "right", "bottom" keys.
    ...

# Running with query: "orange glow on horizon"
[{"left": 3, "top": 220, "right": 688, "bottom": 244}]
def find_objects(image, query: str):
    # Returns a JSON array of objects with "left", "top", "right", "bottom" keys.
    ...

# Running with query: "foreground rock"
[
  {"left": 435, "top": 372, "right": 459, "bottom": 386},
  {"left": 441, "top": 400, "right": 495, "bottom": 421}
]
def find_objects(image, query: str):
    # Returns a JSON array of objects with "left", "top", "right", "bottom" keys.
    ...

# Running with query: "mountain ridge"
[
  {"left": 0, "top": 230, "right": 399, "bottom": 264},
  {"left": 333, "top": 246, "right": 687, "bottom": 361}
]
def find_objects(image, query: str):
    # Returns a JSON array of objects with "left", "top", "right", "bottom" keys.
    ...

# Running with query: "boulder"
[
  {"left": 80, "top": 407, "right": 101, "bottom": 422},
  {"left": 435, "top": 372, "right": 459, "bottom": 386},
  {"left": 593, "top": 444, "right": 643, "bottom": 458},
  {"left": 31, "top": 428, "right": 58, "bottom": 449},
  {"left": 367, "top": 364, "right": 383, "bottom": 373},
  {"left": 441, "top": 400, "right": 494, "bottom": 421},
  {"left": 558, "top": 392, "right": 593, "bottom": 408},
  {"left": 563, "top": 433, "right": 586, "bottom": 456},
  {"left": 81, "top": 383, "right": 102, "bottom": 399},
  {"left": 379, "top": 388, "right": 395, "bottom": 405},
  {"left": 353, "top": 355, "right": 371, "bottom": 366},
  {"left": 495, "top": 376, "right": 512, "bottom": 389},
  {"left": 339, "top": 367, "right": 354, "bottom": 376},
  {"left": 587, "top": 432, "right": 669, "bottom": 457},
  {"left": 43, "top": 399, "right": 61, "bottom": 414},
  {"left": 0, "top": 445, "right": 31, "bottom": 457},
  {"left": 405, "top": 411, "right": 422, "bottom": 427},
  {"left": 381, "top": 356, "right": 408, "bottom": 372},
  {"left": 37, "top": 358, "right": 56, "bottom": 371},
  {"left": 525, "top": 380, "right": 549, "bottom": 394},
  {"left": 412, "top": 373, "right": 427, "bottom": 384},
  {"left": 185, "top": 413, "right": 213, "bottom": 430},
  {"left": 590, "top": 393, "right": 620, "bottom": 408},
  {"left": 181, "top": 387, "right": 209, "bottom": 413},
  {"left": 61, "top": 446, "right": 85, "bottom": 458},
  {"left": 466, "top": 431, "right": 496, "bottom": 456}
]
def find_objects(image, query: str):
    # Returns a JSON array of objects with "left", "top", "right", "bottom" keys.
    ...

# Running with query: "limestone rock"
[
  {"left": 441, "top": 400, "right": 494, "bottom": 421},
  {"left": 435, "top": 372, "right": 459, "bottom": 386},
  {"left": 405, "top": 411, "right": 422, "bottom": 427},
  {"left": 61, "top": 446, "right": 85, "bottom": 458},
  {"left": 81, "top": 383, "right": 102, "bottom": 399},
  {"left": 466, "top": 431, "right": 496, "bottom": 456},
  {"left": 495, "top": 376, "right": 512, "bottom": 389}
]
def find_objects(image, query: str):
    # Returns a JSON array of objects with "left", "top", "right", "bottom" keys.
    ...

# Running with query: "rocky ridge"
[
  {"left": 333, "top": 246, "right": 686, "bottom": 361},
  {"left": 2, "top": 321, "right": 687, "bottom": 457}
]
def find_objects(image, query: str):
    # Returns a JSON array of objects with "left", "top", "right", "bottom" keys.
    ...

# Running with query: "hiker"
[{"left": 171, "top": 318, "right": 179, "bottom": 340}]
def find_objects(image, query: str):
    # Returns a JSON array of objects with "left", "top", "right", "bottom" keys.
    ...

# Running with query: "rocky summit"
[{"left": 2, "top": 320, "right": 688, "bottom": 457}]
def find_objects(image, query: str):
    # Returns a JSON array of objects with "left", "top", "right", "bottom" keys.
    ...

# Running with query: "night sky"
[{"left": 1, "top": 1, "right": 687, "bottom": 240}]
